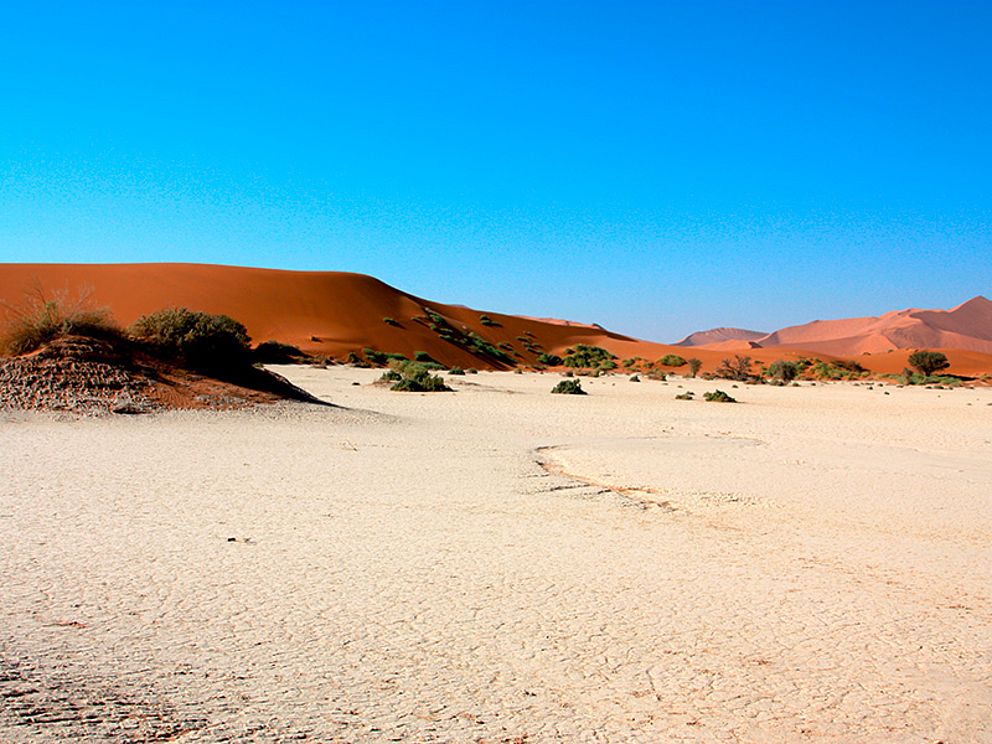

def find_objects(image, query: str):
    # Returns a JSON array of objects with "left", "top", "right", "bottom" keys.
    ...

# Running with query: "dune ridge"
[
  {"left": 683, "top": 296, "right": 992, "bottom": 358},
  {"left": 1, "top": 263, "right": 991, "bottom": 375}
]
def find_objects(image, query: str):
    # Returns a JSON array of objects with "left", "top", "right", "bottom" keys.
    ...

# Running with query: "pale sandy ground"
[{"left": 1, "top": 368, "right": 990, "bottom": 743}]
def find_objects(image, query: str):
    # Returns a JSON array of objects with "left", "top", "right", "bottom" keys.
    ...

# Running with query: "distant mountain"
[
  {"left": 680, "top": 296, "right": 992, "bottom": 356},
  {"left": 675, "top": 327, "right": 768, "bottom": 347}
]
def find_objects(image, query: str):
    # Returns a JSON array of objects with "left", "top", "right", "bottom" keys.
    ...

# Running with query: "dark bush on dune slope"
[{"left": 129, "top": 308, "right": 251, "bottom": 373}]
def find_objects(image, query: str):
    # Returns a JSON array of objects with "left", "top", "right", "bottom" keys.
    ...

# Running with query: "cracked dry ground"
[{"left": 1, "top": 368, "right": 990, "bottom": 742}]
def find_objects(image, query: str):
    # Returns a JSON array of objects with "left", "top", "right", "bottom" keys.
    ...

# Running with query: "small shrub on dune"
[
  {"left": 448, "top": 367, "right": 465, "bottom": 375},
  {"left": 703, "top": 389, "right": 737, "bottom": 403},
  {"left": 716, "top": 355, "right": 753, "bottom": 382},
  {"left": 385, "top": 360, "right": 451, "bottom": 392},
  {"left": 466, "top": 368, "right": 478, "bottom": 374},
  {"left": 551, "top": 378, "right": 586, "bottom": 395},
  {"left": 382, "top": 316, "right": 399, "bottom": 326},
  {"left": 767, "top": 359, "right": 799, "bottom": 383},
  {"left": 687, "top": 358, "right": 702, "bottom": 377},
  {"left": 537, "top": 352, "right": 562, "bottom": 366},
  {"left": 659, "top": 354, "right": 687, "bottom": 367},
  {"left": 129, "top": 307, "right": 250, "bottom": 372},
  {"left": 675, "top": 391, "right": 694, "bottom": 400},
  {"left": 629, "top": 374, "right": 640, "bottom": 382},
  {"left": 1, "top": 288, "right": 121, "bottom": 356},
  {"left": 253, "top": 340, "right": 307, "bottom": 364},
  {"left": 562, "top": 344, "right": 616, "bottom": 369},
  {"left": 908, "top": 350, "right": 950, "bottom": 376}
]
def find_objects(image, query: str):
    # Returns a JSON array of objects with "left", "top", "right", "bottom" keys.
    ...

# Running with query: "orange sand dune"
[
  {"left": 2, "top": 264, "right": 991, "bottom": 375},
  {"left": 0, "top": 263, "right": 680, "bottom": 370},
  {"left": 757, "top": 296, "right": 992, "bottom": 355}
]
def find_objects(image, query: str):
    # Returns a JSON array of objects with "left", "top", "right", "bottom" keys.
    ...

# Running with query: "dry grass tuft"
[{"left": 0, "top": 285, "right": 120, "bottom": 356}]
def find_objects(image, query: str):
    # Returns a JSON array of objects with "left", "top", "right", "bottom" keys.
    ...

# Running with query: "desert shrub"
[
  {"left": 832, "top": 358, "right": 867, "bottom": 374},
  {"left": 382, "top": 316, "right": 399, "bottom": 326},
  {"left": 414, "top": 350, "right": 435, "bottom": 363},
  {"left": 908, "top": 350, "right": 950, "bottom": 376},
  {"left": 0, "top": 289, "right": 121, "bottom": 356},
  {"left": 659, "top": 354, "right": 687, "bottom": 367},
  {"left": 647, "top": 370, "right": 667, "bottom": 381},
  {"left": 703, "top": 389, "right": 737, "bottom": 403},
  {"left": 378, "top": 369, "right": 402, "bottom": 383},
  {"left": 253, "top": 340, "right": 306, "bottom": 364},
  {"left": 551, "top": 378, "right": 586, "bottom": 395},
  {"left": 129, "top": 308, "right": 250, "bottom": 371},
  {"left": 466, "top": 368, "right": 478, "bottom": 374},
  {"left": 629, "top": 374, "right": 640, "bottom": 382},
  {"left": 363, "top": 348, "right": 387, "bottom": 365},
  {"left": 715, "top": 355, "right": 753, "bottom": 381},
  {"left": 537, "top": 352, "right": 562, "bottom": 366},
  {"left": 562, "top": 345, "right": 616, "bottom": 368},
  {"left": 448, "top": 367, "right": 465, "bottom": 375},
  {"left": 687, "top": 358, "right": 702, "bottom": 377},
  {"left": 384, "top": 360, "right": 451, "bottom": 392},
  {"left": 345, "top": 351, "right": 369, "bottom": 367},
  {"left": 767, "top": 359, "right": 799, "bottom": 382},
  {"left": 675, "top": 391, "right": 694, "bottom": 400},
  {"left": 479, "top": 314, "right": 498, "bottom": 327}
]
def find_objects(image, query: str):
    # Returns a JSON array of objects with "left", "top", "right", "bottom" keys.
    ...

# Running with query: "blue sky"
[{"left": 1, "top": 1, "right": 989, "bottom": 340}]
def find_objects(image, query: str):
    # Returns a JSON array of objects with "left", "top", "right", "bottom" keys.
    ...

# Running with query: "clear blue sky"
[{"left": 1, "top": 1, "right": 989, "bottom": 340}]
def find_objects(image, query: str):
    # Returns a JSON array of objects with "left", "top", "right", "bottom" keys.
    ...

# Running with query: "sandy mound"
[
  {"left": 0, "top": 336, "right": 158, "bottom": 414},
  {"left": 0, "top": 335, "right": 322, "bottom": 415}
]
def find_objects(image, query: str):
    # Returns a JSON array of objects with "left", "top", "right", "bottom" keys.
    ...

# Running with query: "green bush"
[
  {"left": 385, "top": 360, "right": 451, "bottom": 392},
  {"left": 629, "top": 374, "right": 640, "bottom": 382},
  {"left": 715, "top": 355, "right": 753, "bottom": 381},
  {"left": 414, "top": 350, "right": 435, "bottom": 363},
  {"left": 537, "top": 352, "right": 562, "bottom": 366},
  {"left": 479, "top": 314, "right": 498, "bottom": 327},
  {"left": 562, "top": 345, "right": 616, "bottom": 368},
  {"left": 687, "top": 358, "right": 702, "bottom": 378},
  {"left": 675, "top": 391, "right": 694, "bottom": 400},
  {"left": 253, "top": 340, "right": 307, "bottom": 364},
  {"left": 0, "top": 289, "right": 121, "bottom": 356},
  {"left": 659, "top": 354, "right": 687, "bottom": 367},
  {"left": 129, "top": 307, "right": 250, "bottom": 371},
  {"left": 448, "top": 367, "right": 465, "bottom": 375},
  {"left": 363, "top": 348, "right": 409, "bottom": 366},
  {"left": 551, "top": 378, "right": 586, "bottom": 395},
  {"left": 908, "top": 350, "right": 950, "bottom": 376},
  {"left": 767, "top": 359, "right": 799, "bottom": 382},
  {"left": 382, "top": 316, "right": 399, "bottom": 326},
  {"left": 703, "top": 389, "right": 737, "bottom": 403}
]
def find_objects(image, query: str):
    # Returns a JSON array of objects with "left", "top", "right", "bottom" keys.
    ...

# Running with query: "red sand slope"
[
  {"left": 688, "top": 297, "right": 992, "bottom": 356},
  {"left": 1, "top": 264, "right": 991, "bottom": 376}
]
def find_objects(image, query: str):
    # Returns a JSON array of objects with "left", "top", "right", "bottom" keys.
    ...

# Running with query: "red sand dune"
[
  {"left": 0, "top": 263, "right": 679, "bottom": 370},
  {"left": 1, "top": 263, "right": 990, "bottom": 376},
  {"left": 755, "top": 296, "right": 992, "bottom": 355}
]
